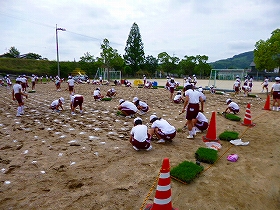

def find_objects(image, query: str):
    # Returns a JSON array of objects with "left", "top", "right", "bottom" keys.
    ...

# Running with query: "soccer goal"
[
  {"left": 94, "top": 68, "right": 122, "bottom": 81},
  {"left": 208, "top": 69, "right": 250, "bottom": 90}
]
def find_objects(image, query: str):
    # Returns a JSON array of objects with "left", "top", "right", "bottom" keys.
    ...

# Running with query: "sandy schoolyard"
[{"left": 0, "top": 79, "right": 279, "bottom": 210}]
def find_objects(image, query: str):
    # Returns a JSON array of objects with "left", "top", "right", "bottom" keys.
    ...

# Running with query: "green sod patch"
[
  {"left": 195, "top": 147, "right": 218, "bottom": 164},
  {"left": 225, "top": 113, "right": 241, "bottom": 121},
  {"left": 248, "top": 94, "right": 258, "bottom": 98},
  {"left": 28, "top": 90, "right": 36, "bottom": 93},
  {"left": 170, "top": 161, "right": 204, "bottom": 184},
  {"left": 219, "top": 131, "right": 239, "bottom": 141},
  {"left": 101, "top": 97, "right": 112, "bottom": 101},
  {"left": 215, "top": 91, "right": 224, "bottom": 95},
  {"left": 116, "top": 110, "right": 126, "bottom": 116}
]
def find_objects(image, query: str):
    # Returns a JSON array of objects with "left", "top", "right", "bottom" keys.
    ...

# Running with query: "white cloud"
[{"left": 0, "top": 0, "right": 279, "bottom": 62}]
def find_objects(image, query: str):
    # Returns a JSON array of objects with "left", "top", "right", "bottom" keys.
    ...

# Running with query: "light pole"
[{"left": 56, "top": 24, "right": 66, "bottom": 78}]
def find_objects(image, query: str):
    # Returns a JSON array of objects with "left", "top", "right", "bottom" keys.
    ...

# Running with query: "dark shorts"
[
  {"left": 69, "top": 86, "right": 74, "bottom": 91},
  {"left": 263, "top": 84, "right": 268, "bottom": 88},
  {"left": 21, "top": 83, "right": 26, "bottom": 89},
  {"left": 174, "top": 99, "right": 183, "bottom": 104},
  {"left": 156, "top": 129, "right": 176, "bottom": 141},
  {"left": 94, "top": 95, "right": 101, "bottom": 100},
  {"left": 73, "top": 96, "right": 83, "bottom": 107},
  {"left": 186, "top": 103, "right": 199, "bottom": 120},
  {"left": 142, "top": 106, "right": 149, "bottom": 112},
  {"left": 121, "top": 107, "right": 136, "bottom": 115},
  {"left": 15, "top": 93, "right": 22, "bottom": 104},
  {"left": 234, "top": 87, "right": 240, "bottom": 92},
  {"left": 132, "top": 134, "right": 151, "bottom": 150},
  {"left": 229, "top": 108, "right": 239, "bottom": 114},
  {"left": 195, "top": 121, "right": 209, "bottom": 131},
  {"left": 169, "top": 87, "right": 175, "bottom": 93},
  {"left": 32, "top": 81, "right": 35, "bottom": 86},
  {"left": 273, "top": 91, "right": 280, "bottom": 99}
]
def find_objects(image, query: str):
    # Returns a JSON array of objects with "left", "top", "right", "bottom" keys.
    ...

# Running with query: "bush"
[
  {"left": 219, "top": 131, "right": 239, "bottom": 141},
  {"left": 225, "top": 113, "right": 241, "bottom": 121},
  {"left": 195, "top": 147, "right": 218, "bottom": 164},
  {"left": 170, "top": 161, "right": 204, "bottom": 184}
]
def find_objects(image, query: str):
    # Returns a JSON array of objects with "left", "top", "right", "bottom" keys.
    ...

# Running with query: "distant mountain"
[{"left": 210, "top": 51, "right": 254, "bottom": 69}]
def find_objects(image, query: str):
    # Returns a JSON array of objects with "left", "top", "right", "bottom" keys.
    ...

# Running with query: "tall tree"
[
  {"left": 99, "top": 38, "right": 124, "bottom": 80},
  {"left": 254, "top": 28, "right": 280, "bottom": 71},
  {"left": 124, "top": 22, "right": 145, "bottom": 75},
  {"left": 79, "top": 52, "right": 95, "bottom": 63}
]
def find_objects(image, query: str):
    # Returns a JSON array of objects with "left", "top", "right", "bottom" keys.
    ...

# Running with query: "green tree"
[
  {"left": 79, "top": 52, "right": 95, "bottom": 63},
  {"left": 254, "top": 28, "right": 280, "bottom": 71},
  {"left": 99, "top": 38, "right": 124, "bottom": 80},
  {"left": 0, "top": 46, "right": 20, "bottom": 58},
  {"left": 124, "top": 22, "right": 145, "bottom": 75},
  {"left": 25, "top": 53, "right": 42, "bottom": 60},
  {"left": 143, "top": 55, "right": 158, "bottom": 77},
  {"left": 194, "top": 55, "right": 212, "bottom": 78},
  {"left": 179, "top": 55, "right": 196, "bottom": 76}
]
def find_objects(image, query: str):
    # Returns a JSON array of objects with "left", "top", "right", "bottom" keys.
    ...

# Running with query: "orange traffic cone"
[
  {"left": 262, "top": 95, "right": 271, "bottom": 110},
  {"left": 144, "top": 158, "right": 178, "bottom": 210},
  {"left": 202, "top": 111, "right": 218, "bottom": 142},
  {"left": 241, "top": 103, "right": 256, "bottom": 127}
]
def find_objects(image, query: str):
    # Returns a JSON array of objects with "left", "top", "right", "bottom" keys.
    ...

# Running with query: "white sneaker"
[
  {"left": 187, "top": 135, "right": 194, "bottom": 139},
  {"left": 71, "top": 112, "right": 76, "bottom": 115},
  {"left": 80, "top": 110, "right": 83, "bottom": 114},
  {"left": 272, "top": 106, "right": 276, "bottom": 111},
  {"left": 16, "top": 113, "right": 21, "bottom": 117},
  {"left": 146, "top": 145, "right": 152, "bottom": 151},
  {"left": 125, "top": 115, "right": 132, "bottom": 119},
  {"left": 133, "top": 146, "right": 139, "bottom": 151},
  {"left": 156, "top": 139, "right": 165, "bottom": 143}
]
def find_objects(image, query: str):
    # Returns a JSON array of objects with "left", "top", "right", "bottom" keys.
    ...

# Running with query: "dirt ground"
[{"left": 0, "top": 79, "right": 279, "bottom": 210}]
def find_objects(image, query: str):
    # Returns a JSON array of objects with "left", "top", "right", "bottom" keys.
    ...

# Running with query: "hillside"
[{"left": 210, "top": 51, "right": 254, "bottom": 69}]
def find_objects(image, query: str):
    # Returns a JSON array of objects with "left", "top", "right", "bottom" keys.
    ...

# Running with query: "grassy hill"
[{"left": 210, "top": 51, "right": 254, "bottom": 69}]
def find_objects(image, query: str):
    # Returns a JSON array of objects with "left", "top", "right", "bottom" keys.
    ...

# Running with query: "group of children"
[
  {"left": 10, "top": 74, "right": 280, "bottom": 152},
  {"left": 233, "top": 75, "right": 253, "bottom": 96}
]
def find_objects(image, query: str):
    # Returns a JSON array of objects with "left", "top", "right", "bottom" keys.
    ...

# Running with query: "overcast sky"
[{"left": 1, "top": 0, "right": 279, "bottom": 63}]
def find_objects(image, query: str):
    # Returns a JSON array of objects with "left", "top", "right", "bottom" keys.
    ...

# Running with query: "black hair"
[
  {"left": 150, "top": 117, "right": 161, "bottom": 123},
  {"left": 134, "top": 119, "right": 142, "bottom": 125},
  {"left": 134, "top": 100, "right": 140, "bottom": 106}
]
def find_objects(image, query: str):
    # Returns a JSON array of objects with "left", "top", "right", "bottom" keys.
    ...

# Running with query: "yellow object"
[{"left": 133, "top": 79, "right": 143, "bottom": 86}]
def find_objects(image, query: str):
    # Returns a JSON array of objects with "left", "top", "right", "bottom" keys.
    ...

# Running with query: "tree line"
[{"left": 1, "top": 23, "right": 279, "bottom": 78}]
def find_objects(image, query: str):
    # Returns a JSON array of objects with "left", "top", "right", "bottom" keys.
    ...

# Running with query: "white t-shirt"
[
  {"left": 93, "top": 89, "right": 101, "bottom": 96},
  {"left": 67, "top": 79, "right": 75, "bottom": 86},
  {"left": 13, "top": 83, "right": 22, "bottom": 94},
  {"left": 185, "top": 89, "right": 201, "bottom": 104},
  {"left": 51, "top": 99, "right": 59, "bottom": 107},
  {"left": 151, "top": 119, "right": 176, "bottom": 135},
  {"left": 197, "top": 91, "right": 206, "bottom": 101},
  {"left": 121, "top": 101, "right": 138, "bottom": 112},
  {"left": 174, "top": 94, "right": 182, "bottom": 101},
  {"left": 130, "top": 124, "right": 148, "bottom": 142},
  {"left": 228, "top": 102, "right": 239, "bottom": 110},
  {"left": 272, "top": 83, "right": 280, "bottom": 91},
  {"left": 138, "top": 101, "right": 148, "bottom": 109},
  {"left": 196, "top": 112, "right": 208, "bottom": 123}
]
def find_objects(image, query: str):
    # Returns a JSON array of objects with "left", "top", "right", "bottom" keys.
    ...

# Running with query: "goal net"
[
  {"left": 208, "top": 69, "right": 250, "bottom": 90},
  {"left": 94, "top": 68, "right": 122, "bottom": 81}
]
